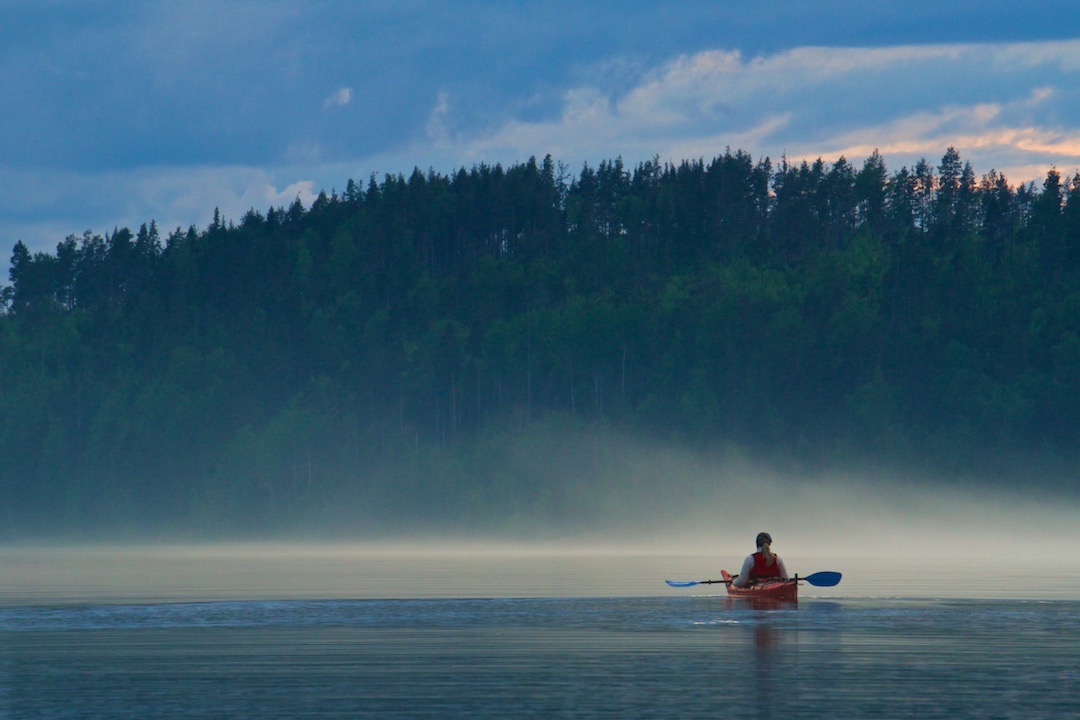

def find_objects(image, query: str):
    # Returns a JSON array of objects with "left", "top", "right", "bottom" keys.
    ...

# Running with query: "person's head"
[{"left": 755, "top": 532, "right": 773, "bottom": 549}]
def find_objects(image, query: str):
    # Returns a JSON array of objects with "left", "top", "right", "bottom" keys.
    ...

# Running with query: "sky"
[{"left": 5, "top": 1, "right": 1080, "bottom": 261}]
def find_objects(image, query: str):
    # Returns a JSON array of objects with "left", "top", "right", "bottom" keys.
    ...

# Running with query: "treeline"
[{"left": 1, "top": 148, "right": 1077, "bottom": 537}]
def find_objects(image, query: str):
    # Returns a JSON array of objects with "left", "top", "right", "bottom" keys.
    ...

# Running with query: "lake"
[{"left": 1, "top": 544, "right": 1077, "bottom": 718}]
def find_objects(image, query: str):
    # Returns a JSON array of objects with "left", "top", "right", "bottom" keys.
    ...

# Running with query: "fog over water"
[
  {"left": 360, "top": 425, "right": 1079, "bottom": 561},
  {"left": 3, "top": 445, "right": 1077, "bottom": 605}
]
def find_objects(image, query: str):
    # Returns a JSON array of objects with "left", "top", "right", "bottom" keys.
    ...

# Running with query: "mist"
[
  {"left": 585, "top": 436, "right": 1079, "bottom": 561},
  {"left": 8, "top": 419, "right": 1078, "bottom": 557},
  {"left": 3, "top": 423, "right": 1076, "bottom": 605},
  {"left": 323, "top": 421, "right": 1079, "bottom": 563}
]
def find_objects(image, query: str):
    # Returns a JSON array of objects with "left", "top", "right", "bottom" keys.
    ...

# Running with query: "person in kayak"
[{"left": 732, "top": 532, "right": 789, "bottom": 587}]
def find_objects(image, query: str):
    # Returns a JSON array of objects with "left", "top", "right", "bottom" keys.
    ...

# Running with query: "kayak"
[{"left": 720, "top": 569, "right": 798, "bottom": 602}]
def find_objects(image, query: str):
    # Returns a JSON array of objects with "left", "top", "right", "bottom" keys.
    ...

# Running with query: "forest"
[{"left": 1, "top": 147, "right": 1077, "bottom": 538}]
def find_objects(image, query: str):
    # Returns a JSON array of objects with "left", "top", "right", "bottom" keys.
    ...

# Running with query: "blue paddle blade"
[
  {"left": 665, "top": 580, "right": 700, "bottom": 588},
  {"left": 804, "top": 571, "right": 842, "bottom": 587}
]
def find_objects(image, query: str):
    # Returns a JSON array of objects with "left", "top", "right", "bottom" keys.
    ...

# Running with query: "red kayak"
[{"left": 720, "top": 569, "right": 798, "bottom": 602}]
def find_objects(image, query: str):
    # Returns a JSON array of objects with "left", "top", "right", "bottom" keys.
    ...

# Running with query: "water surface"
[{"left": 1, "top": 545, "right": 1076, "bottom": 718}]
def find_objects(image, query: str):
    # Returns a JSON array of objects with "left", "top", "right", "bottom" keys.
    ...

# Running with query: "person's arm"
[
  {"left": 776, "top": 556, "right": 789, "bottom": 580},
  {"left": 732, "top": 554, "right": 754, "bottom": 587}
]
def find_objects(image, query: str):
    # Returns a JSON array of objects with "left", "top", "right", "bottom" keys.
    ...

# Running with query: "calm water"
[{"left": 1, "top": 546, "right": 1077, "bottom": 719}]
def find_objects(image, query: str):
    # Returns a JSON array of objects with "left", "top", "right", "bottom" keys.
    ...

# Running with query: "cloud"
[
  {"left": 9, "top": 28, "right": 1080, "bottom": 263},
  {"left": 269, "top": 180, "right": 319, "bottom": 208},
  {"left": 424, "top": 90, "right": 452, "bottom": 142},
  {"left": 409, "top": 38, "right": 1080, "bottom": 184},
  {"left": 324, "top": 87, "right": 353, "bottom": 108},
  {"left": 1, "top": 164, "right": 324, "bottom": 254},
  {"left": 137, "top": 168, "right": 323, "bottom": 231}
]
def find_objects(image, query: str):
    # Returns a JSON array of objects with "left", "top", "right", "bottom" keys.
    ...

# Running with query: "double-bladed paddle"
[{"left": 664, "top": 571, "right": 842, "bottom": 588}]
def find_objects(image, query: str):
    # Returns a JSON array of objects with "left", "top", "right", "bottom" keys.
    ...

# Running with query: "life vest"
[{"left": 750, "top": 551, "right": 781, "bottom": 580}]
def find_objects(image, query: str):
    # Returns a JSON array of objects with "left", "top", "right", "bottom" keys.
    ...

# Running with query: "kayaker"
[{"left": 732, "top": 532, "right": 789, "bottom": 587}]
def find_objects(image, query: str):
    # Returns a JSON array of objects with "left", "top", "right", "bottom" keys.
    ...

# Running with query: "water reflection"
[
  {"left": 703, "top": 597, "right": 793, "bottom": 720},
  {"left": 754, "top": 622, "right": 778, "bottom": 649},
  {"left": 752, "top": 616, "right": 780, "bottom": 720}
]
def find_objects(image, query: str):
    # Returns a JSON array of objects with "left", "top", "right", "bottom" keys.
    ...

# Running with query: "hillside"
[{"left": 2, "top": 149, "right": 1077, "bottom": 537}]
